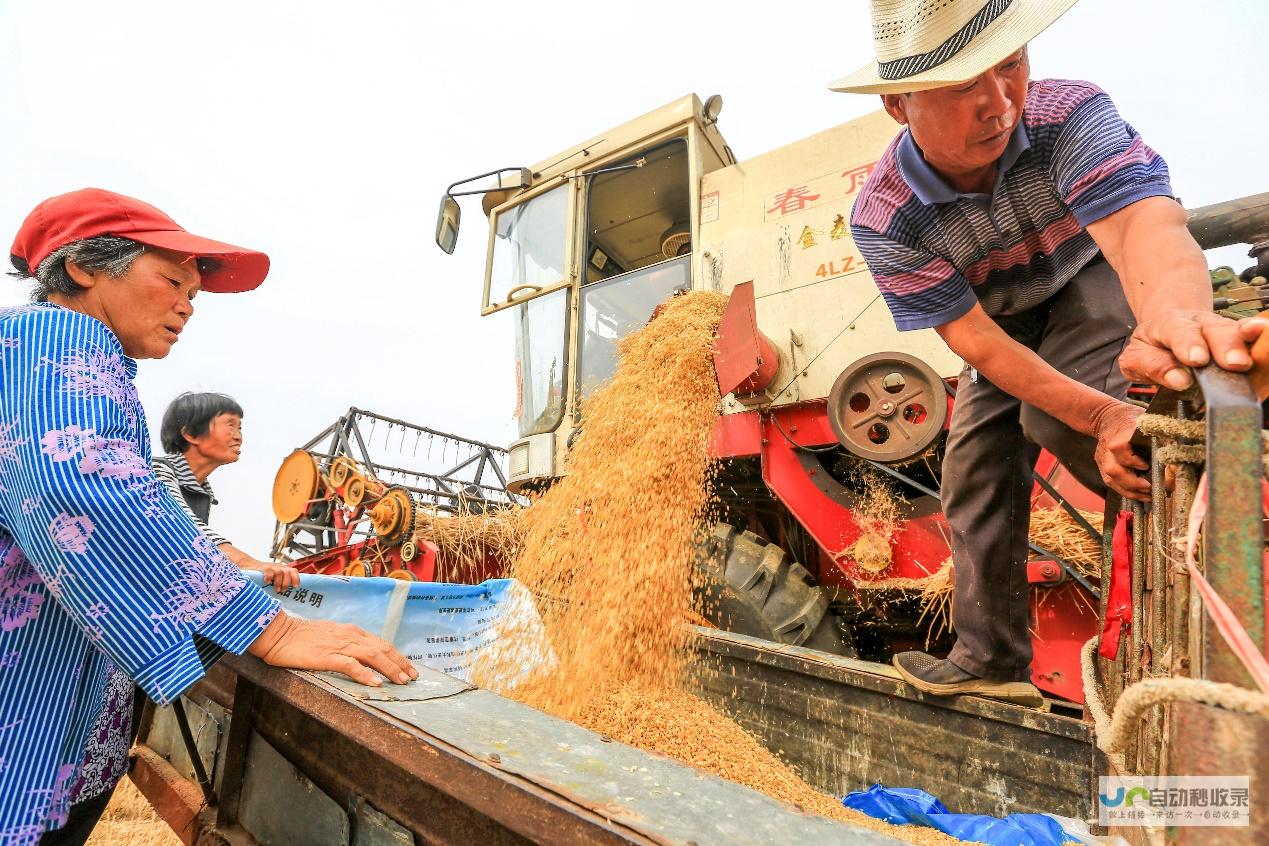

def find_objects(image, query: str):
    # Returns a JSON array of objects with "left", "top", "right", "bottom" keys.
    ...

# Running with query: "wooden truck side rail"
[{"left": 1090, "top": 361, "right": 1268, "bottom": 845}]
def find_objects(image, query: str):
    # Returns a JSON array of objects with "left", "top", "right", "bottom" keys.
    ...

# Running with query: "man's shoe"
[{"left": 892, "top": 651, "right": 1048, "bottom": 709}]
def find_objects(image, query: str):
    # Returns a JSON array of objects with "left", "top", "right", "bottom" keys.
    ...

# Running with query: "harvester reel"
[
  {"left": 272, "top": 450, "right": 322, "bottom": 524},
  {"left": 369, "top": 487, "right": 416, "bottom": 546},
  {"left": 827, "top": 352, "right": 948, "bottom": 463}
]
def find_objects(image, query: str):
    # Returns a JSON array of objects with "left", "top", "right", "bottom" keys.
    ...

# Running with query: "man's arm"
[
  {"left": 1086, "top": 196, "right": 1257, "bottom": 387},
  {"left": 936, "top": 305, "right": 1149, "bottom": 499}
]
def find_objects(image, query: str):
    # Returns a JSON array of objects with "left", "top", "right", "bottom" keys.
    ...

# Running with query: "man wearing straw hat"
[{"left": 840, "top": 1, "right": 1260, "bottom": 706}]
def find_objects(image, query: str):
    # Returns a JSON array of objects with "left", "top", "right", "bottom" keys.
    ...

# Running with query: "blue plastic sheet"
[
  {"left": 245, "top": 573, "right": 551, "bottom": 681},
  {"left": 843, "top": 785, "right": 1085, "bottom": 846}
]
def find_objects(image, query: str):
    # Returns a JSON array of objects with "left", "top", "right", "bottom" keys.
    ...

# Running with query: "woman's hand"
[
  {"left": 231, "top": 552, "right": 301, "bottom": 592},
  {"left": 257, "top": 562, "right": 301, "bottom": 592},
  {"left": 219, "top": 542, "right": 301, "bottom": 592},
  {"left": 247, "top": 612, "right": 418, "bottom": 687}
]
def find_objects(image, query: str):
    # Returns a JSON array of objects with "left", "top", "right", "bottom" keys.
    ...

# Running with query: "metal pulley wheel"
[
  {"left": 272, "top": 450, "right": 321, "bottom": 524},
  {"left": 399, "top": 539, "right": 419, "bottom": 563},
  {"left": 329, "top": 455, "right": 358, "bottom": 488},
  {"left": 827, "top": 352, "right": 948, "bottom": 463},
  {"left": 368, "top": 487, "right": 416, "bottom": 546},
  {"left": 386, "top": 569, "right": 417, "bottom": 581},
  {"left": 344, "top": 476, "right": 368, "bottom": 508}
]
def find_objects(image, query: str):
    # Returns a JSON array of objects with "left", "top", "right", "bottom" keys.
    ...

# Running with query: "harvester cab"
[{"left": 437, "top": 94, "right": 736, "bottom": 492}]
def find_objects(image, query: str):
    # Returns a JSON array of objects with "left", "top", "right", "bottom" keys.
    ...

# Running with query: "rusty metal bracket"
[
  {"left": 171, "top": 698, "right": 217, "bottom": 807},
  {"left": 1192, "top": 365, "right": 1266, "bottom": 685}
]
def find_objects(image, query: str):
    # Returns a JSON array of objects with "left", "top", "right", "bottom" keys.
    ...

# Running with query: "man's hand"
[
  {"left": 248, "top": 612, "right": 419, "bottom": 687},
  {"left": 1087, "top": 197, "right": 1267, "bottom": 390},
  {"left": 1090, "top": 400, "right": 1149, "bottom": 501},
  {"left": 1119, "top": 310, "right": 1262, "bottom": 390}
]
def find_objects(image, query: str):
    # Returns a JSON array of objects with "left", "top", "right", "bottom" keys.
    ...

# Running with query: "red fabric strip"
[{"left": 1100, "top": 510, "right": 1134, "bottom": 660}]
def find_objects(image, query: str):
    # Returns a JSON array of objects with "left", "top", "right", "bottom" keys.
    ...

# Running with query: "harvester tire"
[{"left": 696, "top": 524, "right": 855, "bottom": 657}]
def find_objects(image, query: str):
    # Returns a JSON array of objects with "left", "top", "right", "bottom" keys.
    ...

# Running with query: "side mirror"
[
  {"left": 435, "top": 195, "right": 462, "bottom": 255},
  {"left": 435, "top": 167, "right": 533, "bottom": 255}
]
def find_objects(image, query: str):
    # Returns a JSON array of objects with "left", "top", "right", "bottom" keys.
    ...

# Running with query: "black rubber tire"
[{"left": 696, "top": 523, "right": 855, "bottom": 657}]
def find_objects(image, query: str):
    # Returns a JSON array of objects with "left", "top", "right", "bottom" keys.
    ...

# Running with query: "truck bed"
[
  {"left": 692, "top": 629, "right": 1093, "bottom": 820},
  {"left": 133, "top": 632, "right": 1092, "bottom": 845}
]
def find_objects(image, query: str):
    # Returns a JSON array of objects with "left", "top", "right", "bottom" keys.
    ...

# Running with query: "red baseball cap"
[{"left": 10, "top": 188, "right": 269, "bottom": 293}]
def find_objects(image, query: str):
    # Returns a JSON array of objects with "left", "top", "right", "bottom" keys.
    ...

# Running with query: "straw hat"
[{"left": 830, "top": 0, "right": 1078, "bottom": 95}]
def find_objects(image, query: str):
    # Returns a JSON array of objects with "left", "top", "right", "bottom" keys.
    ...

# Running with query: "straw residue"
[
  {"left": 413, "top": 505, "right": 523, "bottom": 581},
  {"left": 859, "top": 506, "right": 1103, "bottom": 640},
  {"left": 1027, "top": 507, "right": 1103, "bottom": 581},
  {"left": 845, "top": 468, "right": 900, "bottom": 573}
]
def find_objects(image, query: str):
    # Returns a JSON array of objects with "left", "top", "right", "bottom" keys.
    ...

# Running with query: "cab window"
[
  {"left": 487, "top": 183, "right": 568, "bottom": 308},
  {"left": 583, "top": 140, "right": 691, "bottom": 285},
  {"left": 577, "top": 139, "right": 692, "bottom": 400}
]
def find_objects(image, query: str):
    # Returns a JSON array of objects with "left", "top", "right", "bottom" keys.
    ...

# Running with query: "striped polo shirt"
[{"left": 850, "top": 79, "right": 1173, "bottom": 331}]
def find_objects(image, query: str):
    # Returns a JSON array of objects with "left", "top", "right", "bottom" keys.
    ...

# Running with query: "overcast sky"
[{"left": 2, "top": 0, "right": 1266, "bottom": 557}]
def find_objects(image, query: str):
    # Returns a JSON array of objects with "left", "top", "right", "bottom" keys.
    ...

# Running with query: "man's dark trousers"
[{"left": 942, "top": 258, "right": 1134, "bottom": 681}]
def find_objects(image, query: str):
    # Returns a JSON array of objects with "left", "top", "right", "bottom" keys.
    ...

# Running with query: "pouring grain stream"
[
  {"left": 470, "top": 292, "right": 967, "bottom": 844},
  {"left": 475, "top": 291, "right": 729, "bottom": 717}
]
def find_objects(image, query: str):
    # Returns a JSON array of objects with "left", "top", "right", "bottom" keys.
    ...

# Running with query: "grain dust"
[{"left": 846, "top": 467, "right": 900, "bottom": 572}]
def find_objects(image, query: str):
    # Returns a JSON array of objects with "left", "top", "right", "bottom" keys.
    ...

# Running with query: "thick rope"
[
  {"left": 1155, "top": 444, "right": 1206, "bottom": 465},
  {"left": 1136, "top": 414, "right": 1206, "bottom": 441},
  {"left": 1080, "top": 638, "right": 1269, "bottom": 775},
  {"left": 1136, "top": 413, "right": 1269, "bottom": 472},
  {"left": 1138, "top": 413, "right": 1269, "bottom": 449}
]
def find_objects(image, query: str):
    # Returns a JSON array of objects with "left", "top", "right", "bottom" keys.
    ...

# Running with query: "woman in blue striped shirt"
[{"left": 1, "top": 188, "right": 416, "bottom": 845}]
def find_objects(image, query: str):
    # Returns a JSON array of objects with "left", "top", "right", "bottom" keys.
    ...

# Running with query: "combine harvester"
[{"left": 131, "top": 96, "right": 1268, "bottom": 845}]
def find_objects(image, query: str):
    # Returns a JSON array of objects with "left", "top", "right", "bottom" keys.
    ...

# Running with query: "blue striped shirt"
[
  {"left": 850, "top": 79, "right": 1174, "bottom": 331},
  {"left": 0, "top": 303, "right": 279, "bottom": 841}
]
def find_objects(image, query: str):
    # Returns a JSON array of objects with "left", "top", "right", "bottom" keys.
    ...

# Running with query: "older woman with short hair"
[
  {"left": 1, "top": 188, "right": 415, "bottom": 844},
  {"left": 154, "top": 391, "right": 300, "bottom": 591}
]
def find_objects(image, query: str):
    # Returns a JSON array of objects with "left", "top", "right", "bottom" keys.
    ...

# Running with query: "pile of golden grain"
[{"left": 473, "top": 292, "right": 963, "bottom": 844}]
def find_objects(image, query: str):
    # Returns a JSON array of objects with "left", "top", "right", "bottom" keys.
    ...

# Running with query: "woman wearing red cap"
[{"left": 0, "top": 189, "right": 417, "bottom": 844}]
